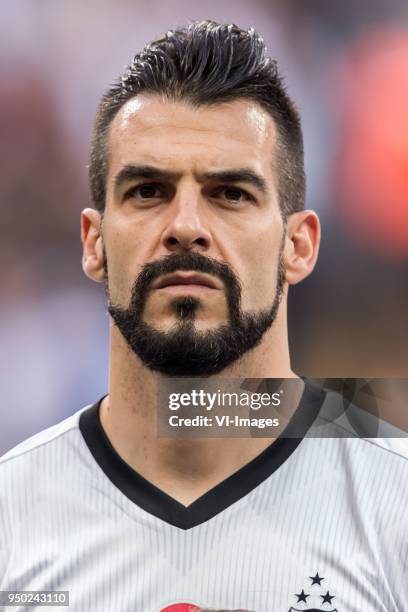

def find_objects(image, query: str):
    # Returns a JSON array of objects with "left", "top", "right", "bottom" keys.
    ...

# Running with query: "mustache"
[
  {"left": 134, "top": 251, "right": 242, "bottom": 297},
  {"left": 103, "top": 250, "right": 244, "bottom": 323}
]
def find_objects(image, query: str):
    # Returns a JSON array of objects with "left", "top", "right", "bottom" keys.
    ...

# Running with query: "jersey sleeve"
[
  {"left": 373, "top": 447, "right": 408, "bottom": 609},
  {"left": 380, "top": 511, "right": 408, "bottom": 608},
  {"left": 0, "top": 479, "right": 11, "bottom": 586}
]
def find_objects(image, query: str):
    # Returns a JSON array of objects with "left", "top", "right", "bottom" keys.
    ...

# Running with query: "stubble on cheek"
[{"left": 106, "top": 265, "right": 136, "bottom": 310}]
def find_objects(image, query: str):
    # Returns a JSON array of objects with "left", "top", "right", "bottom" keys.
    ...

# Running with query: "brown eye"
[
  {"left": 224, "top": 187, "right": 244, "bottom": 201},
  {"left": 214, "top": 186, "right": 254, "bottom": 204},
  {"left": 124, "top": 183, "right": 165, "bottom": 202},
  {"left": 138, "top": 184, "right": 159, "bottom": 198}
]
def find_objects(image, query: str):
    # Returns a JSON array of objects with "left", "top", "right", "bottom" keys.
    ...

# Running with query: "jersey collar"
[{"left": 79, "top": 378, "right": 326, "bottom": 530}]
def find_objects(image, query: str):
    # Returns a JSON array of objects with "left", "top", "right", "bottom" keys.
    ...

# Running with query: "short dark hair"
[{"left": 89, "top": 20, "right": 305, "bottom": 218}]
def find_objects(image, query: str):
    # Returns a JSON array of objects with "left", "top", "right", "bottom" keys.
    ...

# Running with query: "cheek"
[
  {"left": 104, "top": 230, "right": 145, "bottom": 305},
  {"left": 238, "top": 229, "right": 283, "bottom": 311}
]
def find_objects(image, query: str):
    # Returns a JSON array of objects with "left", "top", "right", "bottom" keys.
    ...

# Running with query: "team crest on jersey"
[
  {"left": 160, "top": 603, "right": 200, "bottom": 611},
  {"left": 159, "top": 573, "right": 338, "bottom": 612},
  {"left": 287, "top": 571, "right": 337, "bottom": 611}
]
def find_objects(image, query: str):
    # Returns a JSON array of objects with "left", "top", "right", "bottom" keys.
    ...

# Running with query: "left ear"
[{"left": 283, "top": 210, "right": 321, "bottom": 285}]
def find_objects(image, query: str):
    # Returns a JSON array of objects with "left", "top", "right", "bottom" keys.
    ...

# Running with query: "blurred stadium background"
[{"left": 1, "top": 0, "right": 407, "bottom": 453}]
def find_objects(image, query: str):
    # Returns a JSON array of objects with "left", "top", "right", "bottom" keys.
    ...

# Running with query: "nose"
[{"left": 161, "top": 189, "right": 212, "bottom": 252}]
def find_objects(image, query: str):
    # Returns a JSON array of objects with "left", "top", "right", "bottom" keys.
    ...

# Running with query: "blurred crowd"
[{"left": 1, "top": 0, "right": 407, "bottom": 453}]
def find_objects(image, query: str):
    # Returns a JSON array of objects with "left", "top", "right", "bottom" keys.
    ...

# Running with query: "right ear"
[{"left": 81, "top": 208, "right": 105, "bottom": 282}]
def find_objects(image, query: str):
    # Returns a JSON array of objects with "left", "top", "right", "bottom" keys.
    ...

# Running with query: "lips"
[{"left": 151, "top": 272, "right": 221, "bottom": 290}]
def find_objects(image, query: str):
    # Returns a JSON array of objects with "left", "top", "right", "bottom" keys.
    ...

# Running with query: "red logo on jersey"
[{"left": 160, "top": 604, "right": 200, "bottom": 612}]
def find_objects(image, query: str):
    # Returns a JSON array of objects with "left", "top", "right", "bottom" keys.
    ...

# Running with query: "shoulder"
[
  {"left": 0, "top": 403, "right": 97, "bottom": 582},
  {"left": 364, "top": 437, "right": 408, "bottom": 462},
  {"left": 305, "top": 387, "right": 408, "bottom": 505},
  {"left": 312, "top": 385, "right": 408, "bottom": 462},
  {"left": 0, "top": 403, "right": 102, "bottom": 540},
  {"left": 0, "top": 404, "right": 93, "bottom": 481}
]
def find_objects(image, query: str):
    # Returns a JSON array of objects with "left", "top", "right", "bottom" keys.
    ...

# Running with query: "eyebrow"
[
  {"left": 113, "top": 165, "right": 178, "bottom": 191},
  {"left": 201, "top": 169, "right": 269, "bottom": 194},
  {"left": 113, "top": 164, "right": 269, "bottom": 195}
]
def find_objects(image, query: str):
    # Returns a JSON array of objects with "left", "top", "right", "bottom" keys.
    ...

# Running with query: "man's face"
[{"left": 102, "top": 94, "right": 287, "bottom": 375}]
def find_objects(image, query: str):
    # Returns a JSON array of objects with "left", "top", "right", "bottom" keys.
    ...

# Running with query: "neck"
[{"left": 99, "top": 309, "right": 303, "bottom": 506}]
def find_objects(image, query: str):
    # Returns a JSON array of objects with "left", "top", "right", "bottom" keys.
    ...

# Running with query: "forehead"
[{"left": 106, "top": 94, "right": 278, "bottom": 178}]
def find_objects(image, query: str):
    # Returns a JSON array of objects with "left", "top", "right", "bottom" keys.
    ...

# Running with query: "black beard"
[{"left": 107, "top": 250, "right": 285, "bottom": 377}]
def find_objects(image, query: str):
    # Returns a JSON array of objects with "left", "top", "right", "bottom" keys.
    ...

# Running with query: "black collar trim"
[{"left": 79, "top": 379, "right": 325, "bottom": 530}]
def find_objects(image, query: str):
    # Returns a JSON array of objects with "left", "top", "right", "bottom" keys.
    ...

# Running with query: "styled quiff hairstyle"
[{"left": 89, "top": 20, "right": 305, "bottom": 218}]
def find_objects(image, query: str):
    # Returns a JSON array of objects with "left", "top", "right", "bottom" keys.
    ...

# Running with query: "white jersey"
[{"left": 1, "top": 380, "right": 408, "bottom": 612}]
